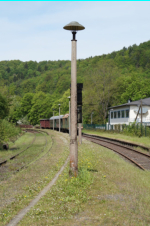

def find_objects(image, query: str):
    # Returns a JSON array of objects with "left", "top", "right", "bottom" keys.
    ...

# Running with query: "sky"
[{"left": 0, "top": 1, "right": 150, "bottom": 62}]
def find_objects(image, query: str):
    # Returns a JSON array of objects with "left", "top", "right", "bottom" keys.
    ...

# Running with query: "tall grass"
[
  {"left": 122, "top": 122, "right": 150, "bottom": 137},
  {"left": 84, "top": 122, "right": 150, "bottom": 138}
]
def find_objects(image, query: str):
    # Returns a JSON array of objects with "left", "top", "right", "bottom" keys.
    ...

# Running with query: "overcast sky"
[{"left": 0, "top": 1, "right": 150, "bottom": 62}]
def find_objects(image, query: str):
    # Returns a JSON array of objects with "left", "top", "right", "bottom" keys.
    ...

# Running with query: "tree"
[
  {"left": 28, "top": 92, "right": 53, "bottom": 125},
  {"left": 0, "top": 93, "right": 9, "bottom": 119},
  {"left": 83, "top": 60, "right": 119, "bottom": 124},
  {"left": 51, "top": 89, "right": 70, "bottom": 115},
  {"left": 21, "top": 93, "right": 34, "bottom": 116},
  {"left": 116, "top": 74, "right": 150, "bottom": 103}
]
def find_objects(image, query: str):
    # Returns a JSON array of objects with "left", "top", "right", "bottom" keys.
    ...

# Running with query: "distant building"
[{"left": 108, "top": 97, "right": 150, "bottom": 126}]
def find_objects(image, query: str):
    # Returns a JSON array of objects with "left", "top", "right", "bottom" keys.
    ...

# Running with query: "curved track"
[
  {"left": 15, "top": 130, "right": 48, "bottom": 172},
  {"left": 0, "top": 131, "right": 37, "bottom": 166},
  {"left": 16, "top": 130, "right": 54, "bottom": 172},
  {"left": 0, "top": 130, "right": 51, "bottom": 181},
  {"left": 83, "top": 134, "right": 150, "bottom": 170}
]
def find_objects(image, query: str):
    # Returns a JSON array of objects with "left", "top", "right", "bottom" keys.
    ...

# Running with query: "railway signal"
[{"left": 63, "top": 21, "right": 85, "bottom": 177}]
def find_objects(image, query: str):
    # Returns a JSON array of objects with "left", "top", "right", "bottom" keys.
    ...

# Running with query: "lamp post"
[
  {"left": 91, "top": 112, "right": 94, "bottom": 125},
  {"left": 63, "top": 21, "right": 85, "bottom": 177},
  {"left": 53, "top": 109, "right": 55, "bottom": 130},
  {"left": 68, "top": 96, "right": 71, "bottom": 136},
  {"left": 58, "top": 104, "right": 61, "bottom": 132}
]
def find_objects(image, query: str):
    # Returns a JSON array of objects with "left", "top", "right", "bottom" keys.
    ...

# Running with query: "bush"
[{"left": 0, "top": 119, "right": 21, "bottom": 143}]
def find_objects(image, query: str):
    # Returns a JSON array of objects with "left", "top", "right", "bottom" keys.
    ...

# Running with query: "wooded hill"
[{"left": 1, "top": 40, "right": 150, "bottom": 125}]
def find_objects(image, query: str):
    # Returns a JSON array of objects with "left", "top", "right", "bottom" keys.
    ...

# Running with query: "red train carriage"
[{"left": 40, "top": 119, "right": 50, "bottom": 129}]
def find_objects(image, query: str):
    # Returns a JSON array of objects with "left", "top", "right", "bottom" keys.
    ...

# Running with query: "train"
[{"left": 40, "top": 114, "right": 70, "bottom": 133}]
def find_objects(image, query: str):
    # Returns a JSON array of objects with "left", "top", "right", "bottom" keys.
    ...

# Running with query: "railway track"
[
  {"left": 15, "top": 130, "right": 48, "bottom": 172},
  {"left": 0, "top": 131, "right": 37, "bottom": 166},
  {"left": 0, "top": 130, "right": 49, "bottom": 181},
  {"left": 83, "top": 133, "right": 150, "bottom": 170}
]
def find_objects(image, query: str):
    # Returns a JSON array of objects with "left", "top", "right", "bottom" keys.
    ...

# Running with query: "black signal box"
[
  {"left": 77, "top": 83, "right": 83, "bottom": 105},
  {"left": 70, "top": 83, "right": 83, "bottom": 123}
]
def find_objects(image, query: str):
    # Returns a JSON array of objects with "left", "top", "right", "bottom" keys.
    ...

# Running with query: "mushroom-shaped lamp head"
[
  {"left": 63, "top": 21, "right": 85, "bottom": 31},
  {"left": 63, "top": 21, "right": 85, "bottom": 40}
]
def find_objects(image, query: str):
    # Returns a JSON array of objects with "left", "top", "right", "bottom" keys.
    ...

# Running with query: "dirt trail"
[{"left": 6, "top": 156, "right": 69, "bottom": 226}]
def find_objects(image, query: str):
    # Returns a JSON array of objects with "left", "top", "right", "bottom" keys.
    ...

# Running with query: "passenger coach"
[{"left": 40, "top": 114, "right": 69, "bottom": 133}]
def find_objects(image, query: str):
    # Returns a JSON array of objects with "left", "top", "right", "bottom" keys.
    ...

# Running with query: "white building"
[{"left": 109, "top": 97, "right": 150, "bottom": 126}]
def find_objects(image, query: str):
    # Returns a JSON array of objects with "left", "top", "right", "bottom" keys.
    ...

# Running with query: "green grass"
[
  {"left": 0, "top": 130, "right": 69, "bottom": 225},
  {"left": 83, "top": 129, "right": 150, "bottom": 148},
  {"left": 18, "top": 135, "right": 150, "bottom": 226},
  {"left": 2, "top": 131, "right": 150, "bottom": 225},
  {"left": 0, "top": 132, "right": 34, "bottom": 162},
  {"left": 0, "top": 132, "right": 49, "bottom": 181}
]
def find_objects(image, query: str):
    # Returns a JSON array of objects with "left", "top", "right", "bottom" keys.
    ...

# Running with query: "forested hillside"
[{"left": 1, "top": 40, "right": 150, "bottom": 124}]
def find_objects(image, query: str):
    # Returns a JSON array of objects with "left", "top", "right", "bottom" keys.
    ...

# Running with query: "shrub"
[{"left": 0, "top": 119, "right": 21, "bottom": 143}]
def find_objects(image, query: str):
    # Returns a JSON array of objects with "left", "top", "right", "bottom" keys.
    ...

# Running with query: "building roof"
[
  {"left": 109, "top": 97, "right": 150, "bottom": 110},
  {"left": 63, "top": 114, "right": 69, "bottom": 119},
  {"left": 50, "top": 115, "right": 64, "bottom": 120}
]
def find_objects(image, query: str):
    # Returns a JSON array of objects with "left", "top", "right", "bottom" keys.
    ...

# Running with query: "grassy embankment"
[
  {"left": 13, "top": 133, "right": 150, "bottom": 225},
  {"left": 83, "top": 129, "right": 150, "bottom": 148},
  {"left": 0, "top": 130, "right": 69, "bottom": 225},
  {"left": 0, "top": 131, "right": 33, "bottom": 162}
]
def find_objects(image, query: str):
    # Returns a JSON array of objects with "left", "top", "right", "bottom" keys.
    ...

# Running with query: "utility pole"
[
  {"left": 78, "top": 123, "right": 82, "bottom": 144},
  {"left": 58, "top": 104, "right": 61, "bottom": 132},
  {"left": 53, "top": 109, "right": 55, "bottom": 131},
  {"left": 91, "top": 112, "right": 94, "bottom": 124}
]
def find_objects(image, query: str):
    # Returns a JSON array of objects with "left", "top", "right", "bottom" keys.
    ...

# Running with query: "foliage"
[
  {"left": 83, "top": 122, "right": 150, "bottom": 138},
  {"left": 0, "top": 93, "right": 9, "bottom": 119},
  {"left": 1, "top": 40, "right": 150, "bottom": 124},
  {"left": 83, "top": 60, "right": 119, "bottom": 124},
  {"left": 0, "top": 119, "right": 21, "bottom": 143},
  {"left": 51, "top": 89, "right": 70, "bottom": 115},
  {"left": 28, "top": 92, "right": 53, "bottom": 125},
  {"left": 21, "top": 93, "right": 34, "bottom": 116},
  {"left": 122, "top": 122, "right": 150, "bottom": 137}
]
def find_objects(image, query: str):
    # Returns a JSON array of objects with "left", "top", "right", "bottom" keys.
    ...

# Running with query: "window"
[
  {"left": 114, "top": 112, "right": 117, "bottom": 118},
  {"left": 118, "top": 111, "right": 120, "bottom": 118},
  {"left": 111, "top": 112, "right": 113, "bottom": 119},
  {"left": 121, "top": 110, "right": 124, "bottom": 118},
  {"left": 126, "top": 110, "right": 129, "bottom": 118}
]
